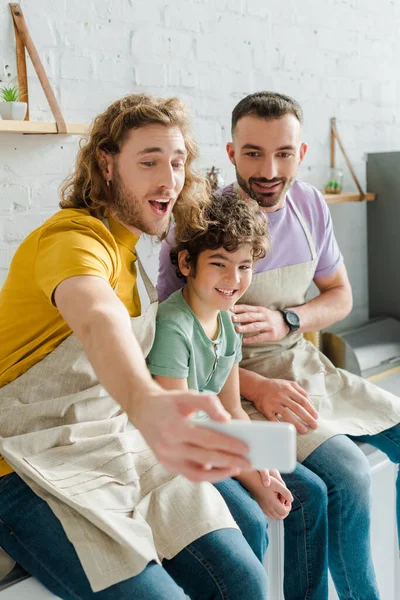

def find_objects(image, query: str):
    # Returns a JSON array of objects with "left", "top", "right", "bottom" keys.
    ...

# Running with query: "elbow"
[
  {"left": 79, "top": 304, "right": 128, "bottom": 345},
  {"left": 342, "top": 287, "right": 353, "bottom": 319}
]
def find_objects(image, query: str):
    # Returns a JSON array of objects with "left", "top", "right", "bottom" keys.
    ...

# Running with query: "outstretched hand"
[{"left": 135, "top": 388, "right": 253, "bottom": 483}]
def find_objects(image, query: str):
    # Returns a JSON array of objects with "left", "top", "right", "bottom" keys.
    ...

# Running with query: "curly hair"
[
  {"left": 60, "top": 93, "right": 210, "bottom": 233},
  {"left": 171, "top": 188, "right": 269, "bottom": 280}
]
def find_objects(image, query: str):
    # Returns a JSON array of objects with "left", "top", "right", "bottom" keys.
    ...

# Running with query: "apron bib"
[
  {"left": 239, "top": 194, "right": 400, "bottom": 462},
  {"left": 0, "top": 251, "right": 237, "bottom": 592}
]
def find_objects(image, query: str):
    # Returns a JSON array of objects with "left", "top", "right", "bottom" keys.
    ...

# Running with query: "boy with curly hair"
[{"left": 147, "top": 190, "right": 293, "bottom": 521}]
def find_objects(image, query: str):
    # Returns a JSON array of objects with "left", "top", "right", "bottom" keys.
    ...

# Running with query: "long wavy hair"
[{"left": 60, "top": 94, "right": 210, "bottom": 234}]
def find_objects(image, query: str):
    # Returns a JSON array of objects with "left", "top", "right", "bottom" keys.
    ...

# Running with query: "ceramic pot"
[{"left": 0, "top": 102, "right": 28, "bottom": 120}]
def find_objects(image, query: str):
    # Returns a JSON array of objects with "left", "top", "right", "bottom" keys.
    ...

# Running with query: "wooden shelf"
[
  {"left": 324, "top": 192, "right": 376, "bottom": 204},
  {"left": 0, "top": 120, "right": 89, "bottom": 134}
]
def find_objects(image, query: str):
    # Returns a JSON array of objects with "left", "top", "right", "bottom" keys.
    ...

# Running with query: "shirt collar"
[{"left": 107, "top": 215, "right": 139, "bottom": 252}]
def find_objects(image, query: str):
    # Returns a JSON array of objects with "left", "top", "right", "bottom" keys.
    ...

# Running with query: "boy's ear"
[{"left": 178, "top": 250, "right": 192, "bottom": 278}]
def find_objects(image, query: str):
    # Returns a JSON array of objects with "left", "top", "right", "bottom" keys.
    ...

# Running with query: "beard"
[
  {"left": 108, "top": 170, "right": 173, "bottom": 238},
  {"left": 235, "top": 167, "right": 294, "bottom": 209}
]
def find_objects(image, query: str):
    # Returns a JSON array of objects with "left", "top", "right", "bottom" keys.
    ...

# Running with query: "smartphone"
[{"left": 197, "top": 420, "right": 297, "bottom": 472}]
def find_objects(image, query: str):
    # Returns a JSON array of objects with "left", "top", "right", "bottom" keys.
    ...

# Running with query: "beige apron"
[
  {"left": 240, "top": 194, "right": 400, "bottom": 462},
  {"left": 0, "top": 254, "right": 237, "bottom": 592}
]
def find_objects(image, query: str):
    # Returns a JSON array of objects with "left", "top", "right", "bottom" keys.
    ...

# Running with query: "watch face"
[{"left": 286, "top": 311, "right": 300, "bottom": 327}]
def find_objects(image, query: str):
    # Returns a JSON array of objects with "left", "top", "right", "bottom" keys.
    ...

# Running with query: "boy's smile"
[{"left": 215, "top": 287, "right": 238, "bottom": 298}]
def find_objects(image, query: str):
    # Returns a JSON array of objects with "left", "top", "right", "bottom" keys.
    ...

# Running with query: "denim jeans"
[
  {"left": 283, "top": 423, "right": 400, "bottom": 600},
  {"left": 0, "top": 472, "right": 268, "bottom": 599}
]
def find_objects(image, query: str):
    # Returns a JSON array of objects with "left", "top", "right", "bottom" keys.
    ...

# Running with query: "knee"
[
  {"left": 290, "top": 471, "right": 328, "bottom": 517},
  {"left": 335, "top": 449, "right": 372, "bottom": 504},
  {"left": 228, "top": 549, "right": 268, "bottom": 599},
  {"left": 245, "top": 502, "right": 269, "bottom": 554}
]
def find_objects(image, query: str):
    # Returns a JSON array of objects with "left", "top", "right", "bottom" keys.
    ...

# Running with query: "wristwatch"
[{"left": 279, "top": 309, "right": 300, "bottom": 334}]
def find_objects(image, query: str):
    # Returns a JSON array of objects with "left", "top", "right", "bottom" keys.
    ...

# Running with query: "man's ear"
[
  {"left": 178, "top": 250, "right": 192, "bottom": 278},
  {"left": 299, "top": 142, "right": 308, "bottom": 165},
  {"left": 98, "top": 150, "right": 114, "bottom": 183},
  {"left": 226, "top": 142, "right": 236, "bottom": 166}
]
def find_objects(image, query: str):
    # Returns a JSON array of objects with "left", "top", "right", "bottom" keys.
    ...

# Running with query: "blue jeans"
[
  {"left": 0, "top": 473, "right": 268, "bottom": 599},
  {"left": 283, "top": 423, "right": 400, "bottom": 600}
]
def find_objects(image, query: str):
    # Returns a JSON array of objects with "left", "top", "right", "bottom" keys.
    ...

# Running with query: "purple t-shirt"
[{"left": 157, "top": 179, "right": 343, "bottom": 302}]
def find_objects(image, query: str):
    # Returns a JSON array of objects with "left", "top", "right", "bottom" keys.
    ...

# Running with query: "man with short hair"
[
  {"left": 158, "top": 91, "right": 400, "bottom": 600},
  {"left": 0, "top": 94, "right": 269, "bottom": 599}
]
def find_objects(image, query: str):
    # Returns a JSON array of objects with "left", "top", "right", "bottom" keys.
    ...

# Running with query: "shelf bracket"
[
  {"left": 9, "top": 3, "right": 67, "bottom": 134},
  {"left": 330, "top": 117, "right": 366, "bottom": 201}
]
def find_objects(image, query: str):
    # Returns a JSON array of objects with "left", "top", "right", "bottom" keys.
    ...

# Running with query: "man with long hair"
[{"left": 0, "top": 94, "right": 268, "bottom": 599}]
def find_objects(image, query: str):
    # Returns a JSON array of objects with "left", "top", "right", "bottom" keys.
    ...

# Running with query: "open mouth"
[
  {"left": 149, "top": 199, "right": 172, "bottom": 216},
  {"left": 215, "top": 288, "right": 238, "bottom": 298},
  {"left": 253, "top": 180, "right": 283, "bottom": 193}
]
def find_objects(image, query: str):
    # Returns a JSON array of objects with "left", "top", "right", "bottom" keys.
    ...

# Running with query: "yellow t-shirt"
[{"left": 0, "top": 209, "right": 140, "bottom": 476}]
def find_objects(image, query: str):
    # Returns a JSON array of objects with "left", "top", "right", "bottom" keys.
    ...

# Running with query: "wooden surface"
[
  {"left": 9, "top": 3, "right": 67, "bottom": 134},
  {"left": 0, "top": 120, "right": 88, "bottom": 134},
  {"left": 12, "top": 8, "right": 29, "bottom": 120},
  {"left": 324, "top": 192, "right": 376, "bottom": 204}
]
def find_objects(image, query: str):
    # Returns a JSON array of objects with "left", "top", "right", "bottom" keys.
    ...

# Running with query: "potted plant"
[{"left": 0, "top": 65, "right": 27, "bottom": 120}]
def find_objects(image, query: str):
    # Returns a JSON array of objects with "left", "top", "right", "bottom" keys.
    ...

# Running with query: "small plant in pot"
[{"left": 0, "top": 65, "right": 27, "bottom": 121}]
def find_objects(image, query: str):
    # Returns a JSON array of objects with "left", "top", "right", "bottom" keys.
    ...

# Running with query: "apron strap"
[
  {"left": 286, "top": 193, "right": 318, "bottom": 261},
  {"left": 136, "top": 255, "right": 158, "bottom": 305}
]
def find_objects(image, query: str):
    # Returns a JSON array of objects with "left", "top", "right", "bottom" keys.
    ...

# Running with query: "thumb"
[{"left": 259, "top": 469, "right": 271, "bottom": 487}]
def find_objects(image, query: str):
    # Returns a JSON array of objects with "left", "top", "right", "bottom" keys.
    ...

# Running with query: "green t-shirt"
[{"left": 147, "top": 289, "right": 242, "bottom": 399}]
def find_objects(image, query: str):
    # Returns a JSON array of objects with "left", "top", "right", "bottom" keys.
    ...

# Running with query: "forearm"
[
  {"left": 239, "top": 368, "right": 265, "bottom": 404},
  {"left": 235, "top": 469, "right": 264, "bottom": 498},
  {"left": 80, "top": 305, "right": 159, "bottom": 423},
  {"left": 228, "top": 405, "right": 251, "bottom": 421},
  {"left": 289, "top": 285, "right": 352, "bottom": 333}
]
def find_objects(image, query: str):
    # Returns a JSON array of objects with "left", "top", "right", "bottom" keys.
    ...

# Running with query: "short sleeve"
[
  {"left": 156, "top": 232, "right": 184, "bottom": 302},
  {"left": 314, "top": 193, "right": 344, "bottom": 279},
  {"left": 34, "top": 224, "right": 119, "bottom": 305},
  {"left": 147, "top": 320, "right": 190, "bottom": 378}
]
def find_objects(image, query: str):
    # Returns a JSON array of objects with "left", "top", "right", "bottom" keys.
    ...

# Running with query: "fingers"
[
  {"left": 231, "top": 304, "right": 263, "bottom": 314},
  {"left": 284, "top": 401, "right": 318, "bottom": 430},
  {"left": 262, "top": 498, "right": 291, "bottom": 520},
  {"left": 270, "top": 479, "right": 293, "bottom": 503},
  {"left": 178, "top": 393, "right": 231, "bottom": 422},
  {"left": 291, "top": 381, "right": 310, "bottom": 399},
  {"left": 291, "top": 383, "right": 319, "bottom": 419},
  {"left": 232, "top": 312, "right": 266, "bottom": 326},
  {"left": 270, "top": 470, "right": 284, "bottom": 484},
  {"left": 187, "top": 424, "right": 250, "bottom": 458},
  {"left": 159, "top": 440, "right": 252, "bottom": 472},
  {"left": 259, "top": 469, "right": 271, "bottom": 487},
  {"left": 275, "top": 406, "right": 309, "bottom": 434}
]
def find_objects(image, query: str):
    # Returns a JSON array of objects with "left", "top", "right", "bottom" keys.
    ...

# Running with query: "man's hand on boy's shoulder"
[{"left": 231, "top": 304, "right": 290, "bottom": 343}]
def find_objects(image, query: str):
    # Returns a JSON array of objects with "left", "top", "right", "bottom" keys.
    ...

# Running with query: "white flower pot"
[{"left": 0, "top": 102, "right": 28, "bottom": 120}]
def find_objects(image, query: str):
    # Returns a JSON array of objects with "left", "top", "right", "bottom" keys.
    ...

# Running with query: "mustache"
[{"left": 146, "top": 189, "right": 175, "bottom": 199}]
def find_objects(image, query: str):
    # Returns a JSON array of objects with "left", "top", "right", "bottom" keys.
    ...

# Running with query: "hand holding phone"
[{"left": 197, "top": 419, "right": 296, "bottom": 472}]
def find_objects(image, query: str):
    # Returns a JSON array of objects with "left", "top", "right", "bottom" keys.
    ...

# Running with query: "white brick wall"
[{"left": 0, "top": 0, "right": 399, "bottom": 329}]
